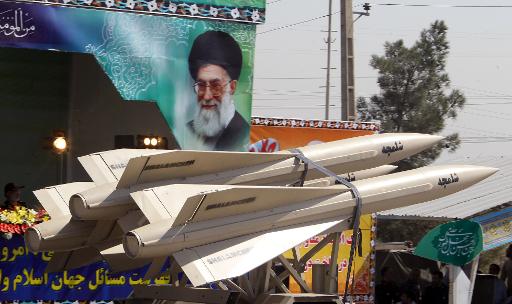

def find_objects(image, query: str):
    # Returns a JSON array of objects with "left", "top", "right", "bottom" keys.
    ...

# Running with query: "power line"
[
  {"left": 257, "top": 11, "right": 341, "bottom": 35},
  {"left": 255, "top": 76, "right": 377, "bottom": 80},
  {"left": 463, "top": 110, "right": 512, "bottom": 122},
  {"left": 374, "top": 3, "right": 512, "bottom": 8},
  {"left": 461, "top": 140, "right": 512, "bottom": 144},
  {"left": 447, "top": 123, "right": 512, "bottom": 137},
  {"left": 455, "top": 85, "right": 512, "bottom": 98},
  {"left": 466, "top": 102, "right": 512, "bottom": 106}
]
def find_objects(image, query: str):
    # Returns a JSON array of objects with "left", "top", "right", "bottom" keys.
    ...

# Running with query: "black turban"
[{"left": 188, "top": 31, "right": 243, "bottom": 81}]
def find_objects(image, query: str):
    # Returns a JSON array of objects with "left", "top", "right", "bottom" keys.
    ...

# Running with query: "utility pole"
[
  {"left": 340, "top": 0, "right": 355, "bottom": 121},
  {"left": 340, "top": 1, "right": 370, "bottom": 121},
  {"left": 324, "top": 0, "right": 334, "bottom": 120}
]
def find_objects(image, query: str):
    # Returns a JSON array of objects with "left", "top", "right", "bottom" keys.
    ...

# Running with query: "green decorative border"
[
  {"left": 251, "top": 116, "right": 381, "bottom": 131},
  {"left": 8, "top": 0, "right": 266, "bottom": 23}
]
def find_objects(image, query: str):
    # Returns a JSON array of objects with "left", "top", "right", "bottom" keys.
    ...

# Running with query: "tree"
[{"left": 358, "top": 20, "right": 465, "bottom": 170}]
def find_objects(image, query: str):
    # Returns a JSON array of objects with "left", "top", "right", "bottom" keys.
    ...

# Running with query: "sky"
[{"left": 252, "top": 0, "right": 512, "bottom": 162}]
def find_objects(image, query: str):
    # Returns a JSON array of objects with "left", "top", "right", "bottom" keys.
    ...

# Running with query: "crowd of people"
[
  {"left": 376, "top": 267, "right": 448, "bottom": 304},
  {"left": 376, "top": 244, "right": 512, "bottom": 304},
  {"left": 496, "top": 244, "right": 512, "bottom": 304}
]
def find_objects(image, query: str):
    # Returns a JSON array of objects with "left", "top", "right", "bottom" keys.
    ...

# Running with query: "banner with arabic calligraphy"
[
  {"left": 472, "top": 207, "right": 512, "bottom": 251},
  {"left": 415, "top": 219, "right": 483, "bottom": 267},
  {"left": 0, "top": 235, "right": 169, "bottom": 301},
  {"left": 0, "top": 0, "right": 256, "bottom": 151}
]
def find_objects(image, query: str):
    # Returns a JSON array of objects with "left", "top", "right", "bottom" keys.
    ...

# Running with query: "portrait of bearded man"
[{"left": 187, "top": 30, "right": 250, "bottom": 151}]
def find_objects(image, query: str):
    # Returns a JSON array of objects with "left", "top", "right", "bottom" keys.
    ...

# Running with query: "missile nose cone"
[
  {"left": 429, "top": 134, "right": 445, "bottom": 143},
  {"left": 124, "top": 231, "right": 142, "bottom": 259},
  {"left": 69, "top": 194, "right": 88, "bottom": 219},
  {"left": 405, "top": 133, "right": 444, "bottom": 146},
  {"left": 474, "top": 166, "right": 499, "bottom": 180},
  {"left": 438, "top": 165, "right": 499, "bottom": 188}
]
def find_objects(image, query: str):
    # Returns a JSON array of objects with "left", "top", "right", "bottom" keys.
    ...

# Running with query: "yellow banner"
[{"left": 284, "top": 214, "right": 374, "bottom": 299}]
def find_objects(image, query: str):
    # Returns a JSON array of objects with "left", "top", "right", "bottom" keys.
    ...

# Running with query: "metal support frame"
[
  {"left": 328, "top": 232, "right": 342, "bottom": 293},
  {"left": 269, "top": 268, "right": 290, "bottom": 293},
  {"left": 134, "top": 285, "right": 236, "bottom": 304},
  {"left": 289, "top": 149, "right": 363, "bottom": 300},
  {"left": 134, "top": 237, "right": 352, "bottom": 303},
  {"left": 278, "top": 255, "right": 313, "bottom": 293}
]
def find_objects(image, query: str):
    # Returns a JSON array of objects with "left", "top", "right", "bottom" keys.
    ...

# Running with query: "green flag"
[{"left": 414, "top": 220, "right": 483, "bottom": 266}]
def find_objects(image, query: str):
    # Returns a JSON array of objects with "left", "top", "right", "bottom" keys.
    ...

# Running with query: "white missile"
[
  {"left": 26, "top": 182, "right": 97, "bottom": 253},
  {"left": 123, "top": 165, "right": 497, "bottom": 286},
  {"left": 25, "top": 165, "right": 396, "bottom": 255},
  {"left": 25, "top": 149, "right": 167, "bottom": 256},
  {"left": 26, "top": 133, "right": 439, "bottom": 265},
  {"left": 78, "top": 149, "right": 168, "bottom": 185},
  {"left": 304, "top": 165, "right": 397, "bottom": 187},
  {"left": 69, "top": 133, "right": 442, "bottom": 220}
]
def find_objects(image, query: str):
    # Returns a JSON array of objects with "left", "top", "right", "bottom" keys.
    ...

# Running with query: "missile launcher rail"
[
  {"left": 24, "top": 133, "right": 497, "bottom": 304},
  {"left": 133, "top": 153, "right": 361, "bottom": 304}
]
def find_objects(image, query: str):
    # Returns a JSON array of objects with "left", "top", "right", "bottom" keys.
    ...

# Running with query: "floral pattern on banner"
[
  {"left": 0, "top": 207, "right": 49, "bottom": 238},
  {"left": 251, "top": 116, "right": 381, "bottom": 132},
  {"left": 26, "top": 0, "right": 266, "bottom": 23}
]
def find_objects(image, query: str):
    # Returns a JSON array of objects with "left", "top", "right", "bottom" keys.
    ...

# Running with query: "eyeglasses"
[{"left": 193, "top": 80, "right": 231, "bottom": 97}]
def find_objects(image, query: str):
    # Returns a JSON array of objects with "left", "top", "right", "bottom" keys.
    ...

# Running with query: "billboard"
[
  {"left": 0, "top": 0, "right": 264, "bottom": 151},
  {"left": 250, "top": 117, "right": 379, "bottom": 151},
  {"left": 0, "top": 235, "right": 169, "bottom": 300},
  {"left": 472, "top": 206, "right": 512, "bottom": 251}
]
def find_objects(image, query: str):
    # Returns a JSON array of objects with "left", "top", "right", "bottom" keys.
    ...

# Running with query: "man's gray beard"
[{"left": 193, "top": 92, "right": 236, "bottom": 138}]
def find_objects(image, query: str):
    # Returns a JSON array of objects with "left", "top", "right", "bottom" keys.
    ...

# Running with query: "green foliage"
[{"left": 359, "top": 20, "right": 465, "bottom": 170}]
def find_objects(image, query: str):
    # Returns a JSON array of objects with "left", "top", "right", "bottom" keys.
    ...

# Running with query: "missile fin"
[
  {"left": 130, "top": 185, "right": 232, "bottom": 224},
  {"left": 117, "top": 150, "right": 296, "bottom": 189},
  {"left": 117, "top": 210, "right": 149, "bottom": 233},
  {"left": 101, "top": 244, "right": 153, "bottom": 273},
  {"left": 45, "top": 247, "right": 102, "bottom": 273},
  {"left": 64, "top": 247, "right": 103, "bottom": 269},
  {"left": 33, "top": 182, "right": 95, "bottom": 218},
  {"left": 79, "top": 149, "right": 167, "bottom": 185},
  {"left": 173, "top": 218, "right": 344, "bottom": 286},
  {"left": 130, "top": 190, "right": 172, "bottom": 224},
  {"left": 143, "top": 257, "right": 168, "bottom": 280},
  {"left": 87, "top": 220, "right": 118, "bottom": 246}
]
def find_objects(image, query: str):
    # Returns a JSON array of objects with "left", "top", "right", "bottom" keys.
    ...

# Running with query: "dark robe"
[{"left": 188, "top": 111, "right": 249, "bottom": 151}]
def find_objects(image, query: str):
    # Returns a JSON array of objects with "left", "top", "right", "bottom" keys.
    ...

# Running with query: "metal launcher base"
[
  {"left": 132, "top": 228, "right": 349, "bottom": 303},
  {"left": 132, "top": 249, "right": 346, "bottom": 304},
  {"left": 132, "top": 154, "right": 361, "bottom": 304}
]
